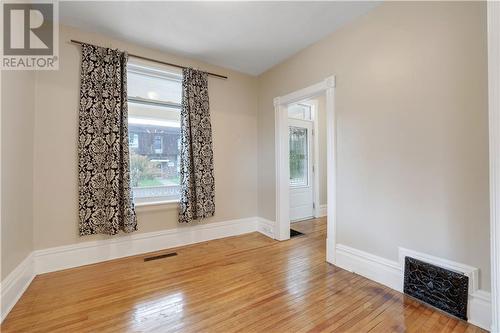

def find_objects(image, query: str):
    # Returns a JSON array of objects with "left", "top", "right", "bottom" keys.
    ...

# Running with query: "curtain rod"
[{"left": 70, "top": 39, "right": 228, "bottom": 80}]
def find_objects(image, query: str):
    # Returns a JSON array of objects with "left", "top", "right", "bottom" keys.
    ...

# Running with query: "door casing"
[{"left": 273, "top": 75, "right": 336, "bottom": 264}]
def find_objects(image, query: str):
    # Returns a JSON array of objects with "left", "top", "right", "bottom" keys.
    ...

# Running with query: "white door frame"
[
  {"left": 305, "top": 99, "right": 322, "bottom": 219},
  {"left": 274, "top": 75, "right": 337, "bottom": 264},
  {"left": 488, "top": 2, "right": 500, "bottom": 332}
]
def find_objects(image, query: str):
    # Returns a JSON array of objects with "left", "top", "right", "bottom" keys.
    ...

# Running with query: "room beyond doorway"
[{"left": 287, "top": 98, "right": 327, "bottom": 223}]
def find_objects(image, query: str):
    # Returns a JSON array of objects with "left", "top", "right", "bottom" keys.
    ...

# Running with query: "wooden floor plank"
[{"left": 1, "top": 217, "right": 486, "bottom": 332}]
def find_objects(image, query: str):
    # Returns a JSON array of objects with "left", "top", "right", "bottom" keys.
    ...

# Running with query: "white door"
[{"left": 289, "top": 118, "right": 314, "bottom": 222}]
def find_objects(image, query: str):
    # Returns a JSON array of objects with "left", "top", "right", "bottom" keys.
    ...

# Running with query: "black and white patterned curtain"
[
  {"left": 78, "top": 43, "right": 137, "bottom": 236},
  {"left": 179, "top": 68, "right": 215, "bottom": 223}
]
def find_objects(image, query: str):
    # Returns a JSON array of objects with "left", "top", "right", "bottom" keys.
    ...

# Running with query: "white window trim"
[{"left": 135, "top": 199, "right": 179, "bottom": 212}]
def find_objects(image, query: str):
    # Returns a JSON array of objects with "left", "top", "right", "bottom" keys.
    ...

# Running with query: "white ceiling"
[{"left": 60, "top": 1, "right": 380, "bottom": 75}]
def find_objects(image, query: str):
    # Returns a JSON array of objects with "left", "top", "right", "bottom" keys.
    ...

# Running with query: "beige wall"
[
  {"left": 258, "top": 2, "right": 490, "bottom": 290},
  {"left": 1, "top": 71, "right": 36, "bottom": 280},
  {"left": 33, "top": 25, "right": 259, "bottom": 249},
  {"left": 2, "top": 2, "right": 491, "bottom": 293}
]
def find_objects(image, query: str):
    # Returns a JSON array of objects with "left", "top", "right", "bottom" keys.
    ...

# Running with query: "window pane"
[
  {"left": 153, "top": 136, "right": 163, "bottom": 154},
  {"left": 289, "top": 126, "right": 308, "bottom": 186},
  {"left": 288, "top": 103, "right": 312, "bottom": 121},
  {"left": 129, "top": 134, "right": 139, "bottom": 149},
  {"left": 128, "top": 101, "right": 181, "bottom": 203},
  {"left": 128, "top": 69, "right": 182, "bottom": 105}
]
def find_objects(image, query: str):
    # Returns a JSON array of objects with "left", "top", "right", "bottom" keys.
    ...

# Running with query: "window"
[
  {"left": 289, "top": 126, "right": 309, "bottom": 186},
  {"left": 288, "top": 102, "right": 313, "bottom": 187},
  {"left": 129, "top": 133, "right": 139, "bottom": 149},
  {"left": 153, "top": 135, "right": 163, "bottom": 154},
  {"left": 288, "top": 103, "right": 312, "bottom": 121},
  {"left": 127, "top": 62, "right": 182, "bottom": 203}
]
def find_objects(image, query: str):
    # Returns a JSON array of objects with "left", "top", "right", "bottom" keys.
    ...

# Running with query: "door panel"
[{"left": 289, "top": 118, "right": 314, "bottom": 222}]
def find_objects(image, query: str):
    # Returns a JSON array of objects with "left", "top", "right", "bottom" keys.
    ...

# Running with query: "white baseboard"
[
  {"left": 35, "top": 217, "right": 260, "bottom": 274},
  {"left": 469, "top": 290, "right": 492, "bottom": 331},
  {"left": 1, "top": 216, "right": 276, "bottom": 323},
  {"left": 0, "top": 253, "right": 35, "bottom": 322},
  {"left": 315, "top": 204, "right": 327, "bottom": 218},
  {"left": 256, "top": 217, "right": 275, "bottom": 239},
  {"left": 335, "top": 244, "right": 403, "bottom": 292},
  {"left": 7, "top": 222, "right": 489, "bottom": 329},
  {"left": 335, "top": 244, "right": 491, "bottom": 331}
]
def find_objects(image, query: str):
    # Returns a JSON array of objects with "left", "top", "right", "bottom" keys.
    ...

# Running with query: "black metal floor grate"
[
  {"left": 404, "top": 257, "right": 468, "bottom": 320},
  {"left": 290, "top": 229, "right": 305, "bottom": 238},
  {"left": 144, "top": 252, "right": 178, "bottom": 262}
]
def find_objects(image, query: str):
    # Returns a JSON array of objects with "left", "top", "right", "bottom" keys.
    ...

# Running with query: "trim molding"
[
  {"left": 469, "top": 290, "right": 493, "bottom": 331},
  {"left": 35, "top": 217, "right": 261, "bottom": 274},
  {"left": 274, "top": 75, "right": 337, "bottom": 264},
  {"left": 257, "top": 217, "right": 276, "bottom": 239},
  {"left": 315, "top": 204, "right": 327, "bottom": 218},
  {"left": 336, "top": 244, "right": 402, "bottom": 291},
  {"left": 488, "top": 2, "right": 500, "bottom": 332},
  {"left": 1, "top": 216, "right": 274, "bottom": 322},
  {"left": 274, "top": 98, "right": 290, "bottom": 241},
  {"left": 0, "top": 253, "right": 35, "bottom": 322},
  {"left": 335, "top": 244, "right": 491, "bottom": 331},
  {"left": 309, "top": 99, "right": 321, "bottom": 221}
]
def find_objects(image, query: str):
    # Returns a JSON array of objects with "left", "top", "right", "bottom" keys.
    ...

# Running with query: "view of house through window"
[{"left": 127, "top": 63, "right": 182, "bottom": 203}]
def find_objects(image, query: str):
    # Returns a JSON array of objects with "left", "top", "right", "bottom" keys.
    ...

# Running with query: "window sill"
[{"left": 135, "top": 200, "right": 179, "bottom": 212}]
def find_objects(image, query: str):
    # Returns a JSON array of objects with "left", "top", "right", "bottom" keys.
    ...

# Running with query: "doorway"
[{"left": 273, "top": 75, "right": 336, "bottom": 264}]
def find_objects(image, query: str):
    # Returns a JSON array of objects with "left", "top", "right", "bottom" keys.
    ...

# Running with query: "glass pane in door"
[
  {"left": 289, "top": 126, "right": 308, "bottom": 186},
  {"left": 288, "top": 103, "right": 312, "bottom": 120}
]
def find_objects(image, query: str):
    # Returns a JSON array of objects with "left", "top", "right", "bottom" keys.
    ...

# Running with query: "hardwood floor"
[{"left": 2, "top": 218, "right": 486, "bottom": 332}]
